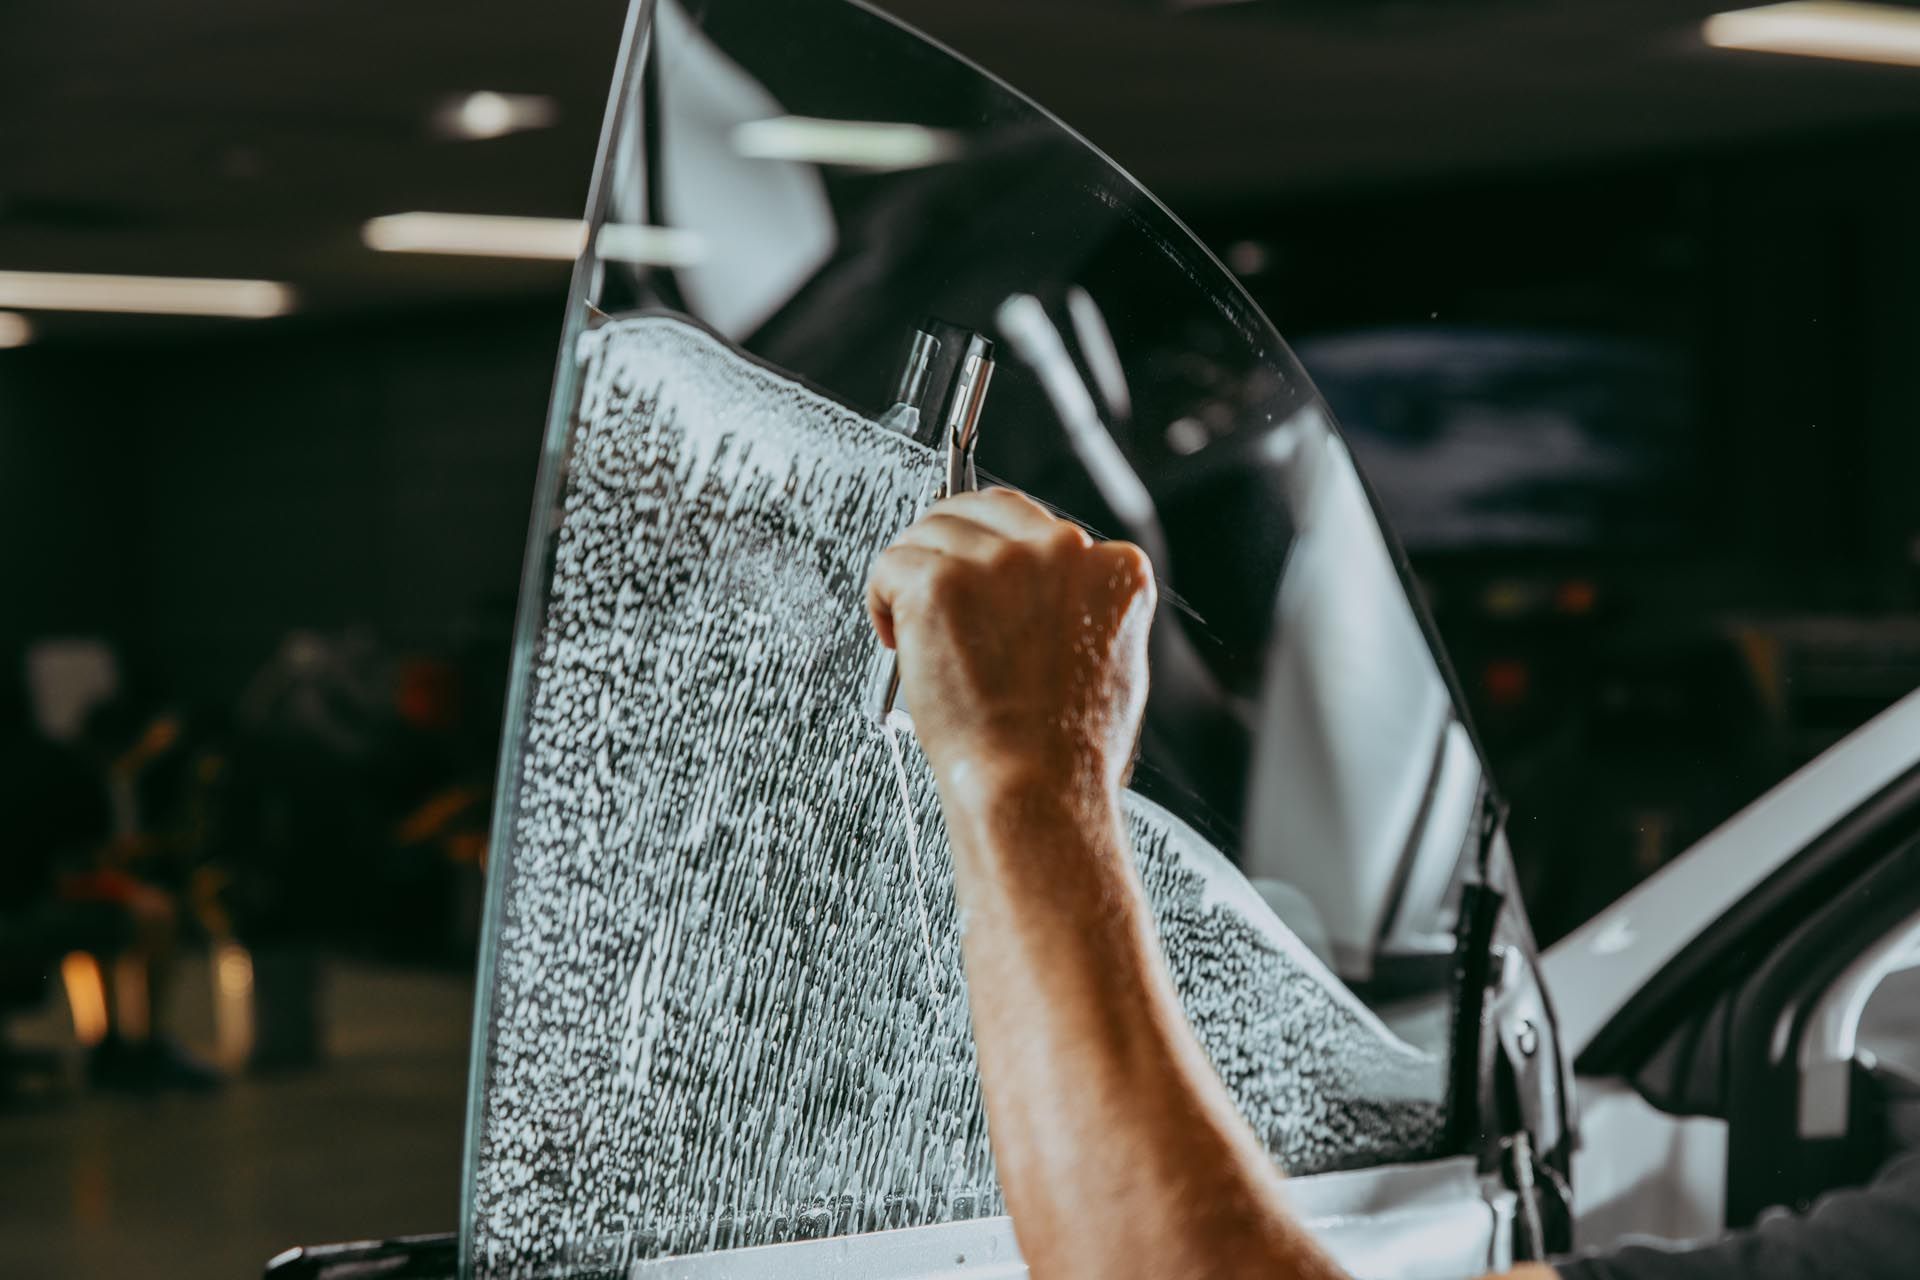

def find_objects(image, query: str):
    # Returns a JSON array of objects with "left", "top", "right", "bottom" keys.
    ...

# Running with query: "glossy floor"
[{"left": 0, "top": 957, "right": 470, "bottom": 1280}]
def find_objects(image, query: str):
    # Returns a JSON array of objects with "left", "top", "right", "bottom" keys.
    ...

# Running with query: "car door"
[
  {"left": 1544, "top": 688, "right": 1920, "bottom": 1251},
  {"left": 272, "top": 2, "right": 1575, "bottom": 1276}
]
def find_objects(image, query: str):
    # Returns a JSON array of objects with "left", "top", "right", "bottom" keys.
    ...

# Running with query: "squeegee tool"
[{"left": 866, "top": 321, "right": 995, "bottom": 725}]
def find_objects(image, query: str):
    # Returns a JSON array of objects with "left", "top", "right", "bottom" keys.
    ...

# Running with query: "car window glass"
[{"left": 463, "top": 1, "right": 1486, "bottom": 1273}]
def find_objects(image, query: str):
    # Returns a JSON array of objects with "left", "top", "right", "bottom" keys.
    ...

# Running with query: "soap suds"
[
  {"left": 880, "top": 708, "right": 941, "bottom": 1001},
  {"left": 467, "top": 316, "right": 1444, "bottom": 1278}
]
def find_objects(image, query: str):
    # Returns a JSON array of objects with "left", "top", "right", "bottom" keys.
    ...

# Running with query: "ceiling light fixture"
[
  {"left": 1704, "top": 1, "right": 1920, "bottom": 68},
  {"left": 362, "top": 213, "right": 705, "bottom": 267},
  {"left": 595, "top": 223, "right": 707, "bottom": 267},
  {"left": 0, "top": 311, "right": 33, "bottom": 348},
  {"left": 731, "top": 116, "right": 962, "bottom": 170},
  {"left": 432, "top": 91, "right": 561, "bottom": 141},
  {"left": 0, "top": 271, "right": 294, "bottom": 318},
  {"left": 364, "top": 212, "right": 584, "bottom": 259}
]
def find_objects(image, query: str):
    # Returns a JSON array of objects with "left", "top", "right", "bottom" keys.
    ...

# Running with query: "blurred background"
[{"left": 3, "top": 0, "right": 1919, "bottom": 1275}]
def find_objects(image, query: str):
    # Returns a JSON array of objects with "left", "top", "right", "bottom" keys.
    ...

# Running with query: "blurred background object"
[{"left": 2, "top": 0, "right": 1918, "bottom": 1275}]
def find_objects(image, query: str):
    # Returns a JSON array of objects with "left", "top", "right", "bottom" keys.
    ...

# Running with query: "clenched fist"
[{"left": 865, "top": 488, "right": 1155, "bottom": 804}]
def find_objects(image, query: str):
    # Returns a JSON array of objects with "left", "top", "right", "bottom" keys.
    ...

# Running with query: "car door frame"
[{"left": 1544, "top": 688, "right": 1920, "bottom": 1247}]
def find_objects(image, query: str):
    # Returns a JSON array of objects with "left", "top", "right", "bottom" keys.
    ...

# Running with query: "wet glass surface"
[{"left": 463, "top": 2, "right": 1489, "bottom": 1273}]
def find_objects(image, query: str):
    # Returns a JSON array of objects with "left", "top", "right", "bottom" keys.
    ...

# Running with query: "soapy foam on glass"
[
  {"left": 880, "top": 708, "right": 941, "bottom": 1001},
  {"left": 467, "top": 315, "right": 1444, "bottom": 1277}
]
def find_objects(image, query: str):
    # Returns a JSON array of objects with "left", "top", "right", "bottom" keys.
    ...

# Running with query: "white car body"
[{"left": 1547, "top": 688, "right": 1920, "bottom": 1252}]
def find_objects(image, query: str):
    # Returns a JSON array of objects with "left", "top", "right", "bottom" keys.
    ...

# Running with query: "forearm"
[
  {"left": 869, "top": 496, "right": 1555, "bottom": 1280},
  {"left": 939, "top": 764, "right": 1346, "bottom": 1280}
]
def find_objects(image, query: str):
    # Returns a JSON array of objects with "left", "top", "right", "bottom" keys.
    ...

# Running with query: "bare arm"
[
  {"left": 868, "top": 490, "right": 1554, "bottom": 1280},
  {"left": 867, "top": 490, "right": 1339, "bottom": 1280},
  {"left": 947, "top": 779, "right": 1354, "bottom": 1280}
]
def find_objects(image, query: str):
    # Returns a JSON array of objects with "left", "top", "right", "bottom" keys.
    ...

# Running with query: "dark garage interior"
[{"left": 3, "top": 1, "right": 1919, "bottom": 1276}]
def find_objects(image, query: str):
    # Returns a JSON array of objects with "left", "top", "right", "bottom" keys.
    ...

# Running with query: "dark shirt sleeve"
[{"left": 1555, "top": 1153, "right": 1920, "bottom": 1280}]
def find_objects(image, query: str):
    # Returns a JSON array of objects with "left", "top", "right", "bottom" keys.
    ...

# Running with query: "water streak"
[{"left": 880, "top": 709, "right": 941, "bottom": 1001}]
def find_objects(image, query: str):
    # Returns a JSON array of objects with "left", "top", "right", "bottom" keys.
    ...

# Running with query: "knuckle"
[
  {"left": 1105, "top": 541, "right": 1154, "bottom": 590},
  {"left": 1049, "top": 521, "right": 1093, "bottom": 551}
]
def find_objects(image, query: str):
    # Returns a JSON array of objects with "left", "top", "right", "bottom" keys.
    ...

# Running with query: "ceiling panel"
[{"left": 2, "top": 0, "right": 1918, "bottom": 333}]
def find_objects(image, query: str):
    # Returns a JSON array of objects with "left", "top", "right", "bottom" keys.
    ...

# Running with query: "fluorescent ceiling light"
[
  {"left": 431, "top": 91, "right": 561, "bottom": 141},
  {"left": 364, "top": 212, "right": 584, "bottom": 259},
  {"left": 731, "top": 116, "right": 961, "bottom": 171},
  {"left": 1704, "top": 2, "right": 1920, "bottom": 68},
  {"left": 0, "top": 311, "right": 32, "bottom": 348},
  {"left": 0, "top": 271, "right": 293, "bottom": 318},
  {"left": 595, "top": 224, "right": 707, "bottom": 267},
  {"left": 362, "top": 213, "right": 704, "bottom": 267}
]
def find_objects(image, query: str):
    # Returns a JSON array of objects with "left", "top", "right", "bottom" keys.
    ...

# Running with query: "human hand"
[{"left": 865, "top": 488, "right": 1155, "bottom": 803}]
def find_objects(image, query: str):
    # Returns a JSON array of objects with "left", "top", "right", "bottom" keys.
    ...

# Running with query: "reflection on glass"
[{"left": 463, "top": 1, "right": 1489, "bottom": 1274}]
